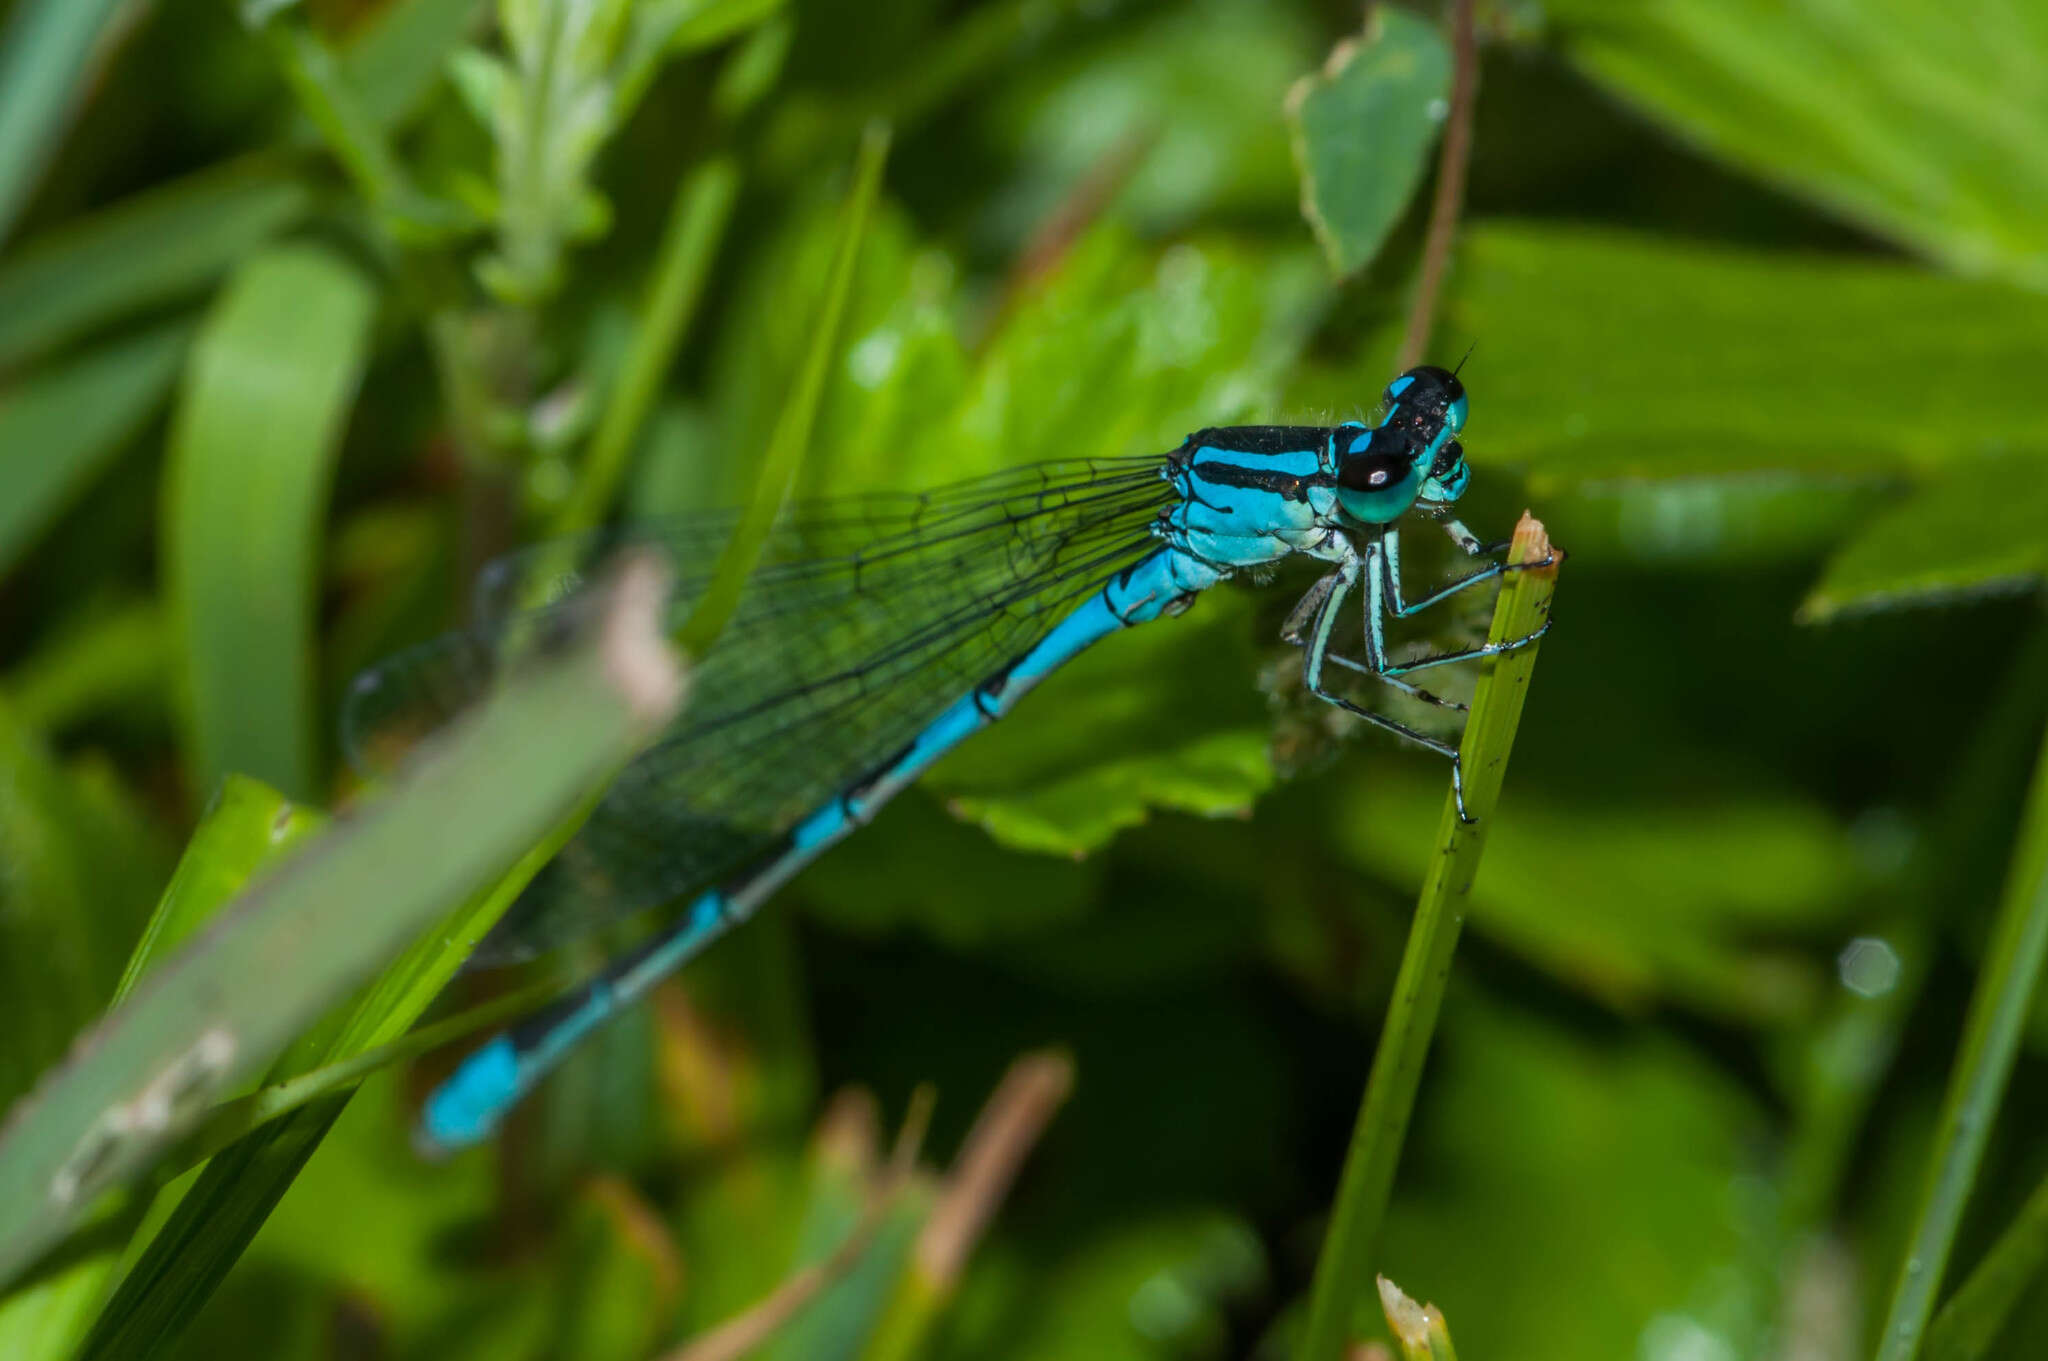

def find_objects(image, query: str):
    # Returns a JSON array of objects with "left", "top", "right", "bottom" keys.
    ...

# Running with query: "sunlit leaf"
[
  {"left": 1549, "top": 0, "right": 2048, "bottom": 289},
  {"left": 1434, "top": 225, "right": 2048, "bottom": 477},
  {"left": 1802, "top": 454, "right": 2048, "bottom": 620}
]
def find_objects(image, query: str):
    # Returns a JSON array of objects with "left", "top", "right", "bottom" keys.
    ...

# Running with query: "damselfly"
[{"left": 345, "top": 363, "right": 1552, "bottom": 1151}]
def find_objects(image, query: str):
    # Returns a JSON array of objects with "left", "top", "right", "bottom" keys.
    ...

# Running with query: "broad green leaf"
[
  {"left": 1532, "top": 470, "right": 1897, "bottom": 568},
  {"left": 1286, "top": 4, "right": 1451, "bottom": 277},
  {"left": 0, "top": 320, "right": 193, "bottom": 579},
  {"left": 0, "top": 165, "right": 311, "bottom": 370},
  {"left": 165, "top": 244, "right": 377, "bottom": 801},
  {"left": 0, "top": 0, "right": 131, "bottom": 250},
  {"left": 932, "top": 231, "right": 1323, "bottom": 479},
  {"left": 1548, "top": 0, "right": 2048, "bottom": 290},
  {"left": 1336, "top": 770, "right": 1865, "bottom": 1022},
  {"left": 982, "top": 0, "right": 1312, "bottom": 240},
  {"left": 1802, "top": 454, "right": 2048, "bottom": 620},
  {"left": 950, "top": 729, "right": 1269, "bottom": 858},
  {"left": 1377, "top": 999, "right": 1777, "bottom": 1361},
  {"left": 1436, "top": 225, "right": 2048, "bottom": 477},
  {"left": 930, "top": 588, "right": 1274, "bottom": 860},
  {"left": 0, "top": 566, "right": 684, "bottom": 1293}
]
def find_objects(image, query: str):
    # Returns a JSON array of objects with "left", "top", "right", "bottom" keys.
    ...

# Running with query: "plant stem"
[
  {"left": 1874, "top": 708, "right": 2048, "bottom": 1361},
  {"left": 1295, "top": 514, "right": 1559, "bottom": 1361},
  {"left": 168, "top": 977, "right": 562, "bottom": 1174},
  {"left": 553, "top": 158, "right": 739, "bottom": 537},
  {"left": 1395, "top": 0, "right": 1477, "bottom": 371}
]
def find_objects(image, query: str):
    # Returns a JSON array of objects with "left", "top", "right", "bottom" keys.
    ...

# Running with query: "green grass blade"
[
  {"left": 1296, "top": 516, "right": 1561, "bottom": 1361},
  {"left": 0, "top": 162, "right": 309, "bottom": 371},
  {"left": 0, "top": 556, "right": 686, "bottom": 1293},
  {"left": 0, "top": 321, "right": 194, "bottom": 579},
  {"left": 676, "top": 122, "right": 888, "bottom": 655},
  {"left": 0, "top": 776, "right": 318, "bottom": 1361},
  {"left": 1873, "top": 712, "right": 2048, "bottom": 1361},
  {"left": 1924, "top": 1166, "right": 2048, "bottom": 1361},
  {"left": 554, "top": 157, "right": 739, "bottom": 536},
  {"left": 165, "top": 244, "right": 377, "bottom": 801},
  {"left": 110, "top": 777, "right": 326, "bottom": 1007},
  {"left": 76, "top": 1099, "right": 343, "bottom": 1361},
  {"left": 0, "top": 0, "right": 129, "bottom": 251}
]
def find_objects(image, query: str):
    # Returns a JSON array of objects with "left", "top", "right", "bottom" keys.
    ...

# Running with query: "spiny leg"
[
  {"left": 1387, "top": 522, "right": 1555, "bottom": 618},
  {"left": 1285, "top": 563, "right": 1464, "bottom": 712},
  {"left": 1294, "top": 554, "right": 1474, "bottom": 821},
  {"left": 1376, "top": 618, "right": 1551, "bottom": 680}
]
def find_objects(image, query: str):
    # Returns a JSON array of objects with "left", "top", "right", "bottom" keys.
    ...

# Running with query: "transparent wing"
[{"left": 343, "top": 456, "right": 1174, "bottom": 962}]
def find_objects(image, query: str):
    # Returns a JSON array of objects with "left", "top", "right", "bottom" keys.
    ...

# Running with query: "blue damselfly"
[{"left": 345, "top": 363, "right": 1552, "bottom": 1150}]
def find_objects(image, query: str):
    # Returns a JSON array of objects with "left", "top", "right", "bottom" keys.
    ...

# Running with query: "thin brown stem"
[{"left": 1396, "top": 0, "right": 1479, "bottom": 371}]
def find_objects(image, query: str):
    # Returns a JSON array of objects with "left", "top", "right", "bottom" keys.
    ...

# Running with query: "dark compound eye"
[
  {"left": 1339, "top": 451, "right": 1412, "bottom": 493},
  {"left": 1430, "top": 439, "right": 1464, "bottom": 479}
]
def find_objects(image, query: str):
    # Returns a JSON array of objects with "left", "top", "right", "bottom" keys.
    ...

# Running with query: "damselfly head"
[{"left": 1337, "top": 364, "right": 1474, "bottom": 522}]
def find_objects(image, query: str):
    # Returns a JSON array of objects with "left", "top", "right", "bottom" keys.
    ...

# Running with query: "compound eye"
[
  {"left": 1339, "top": 451, "right": 1412, "bottom": 493},
  {"left": 1430, "top": 439, "right": 1464, "bottom": 479}
]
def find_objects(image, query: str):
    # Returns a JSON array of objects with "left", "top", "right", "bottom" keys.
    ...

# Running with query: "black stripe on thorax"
[
  {"left": 1187, "top": 458, "right": 1337, "bottom": 504},
  {"left": 1184, "top": 425, "right": 1330, "bottom": 455}
]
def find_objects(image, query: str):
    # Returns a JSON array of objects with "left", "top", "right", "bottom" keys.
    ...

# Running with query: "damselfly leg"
[{"left": 1289, "top": 523, "right": 1550, "bottom": 822}]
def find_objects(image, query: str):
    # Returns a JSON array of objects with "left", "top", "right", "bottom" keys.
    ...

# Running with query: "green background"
[{"left": 1, "top": 1, "right": 2045, "bottom": 1358}]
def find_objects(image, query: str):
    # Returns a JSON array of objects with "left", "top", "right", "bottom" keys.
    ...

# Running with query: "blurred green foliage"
[{"left": 1, "top": 1, "right": 2046, "bottom": 1359}]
